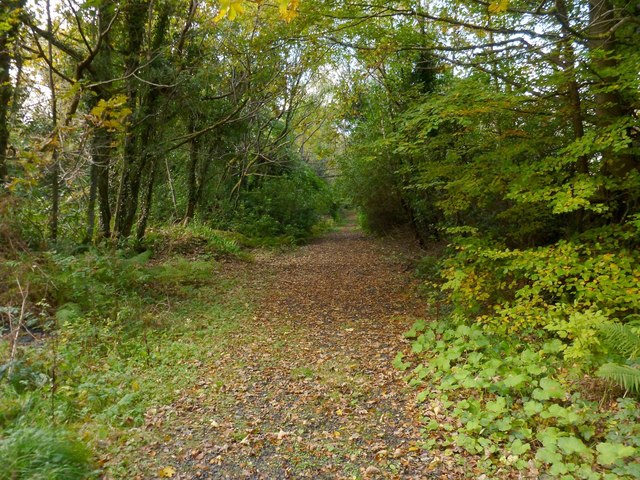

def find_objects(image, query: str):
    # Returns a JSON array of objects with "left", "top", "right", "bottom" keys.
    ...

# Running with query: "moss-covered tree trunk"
[
  {"left": 589, "top": 0, "right": 639, "bottom": 179},
  {"left": 0, "top": 0, "right": 24, "bottom": 185},
  {"left": 113, "top": 0, "right": 170, "bottom": 240}
]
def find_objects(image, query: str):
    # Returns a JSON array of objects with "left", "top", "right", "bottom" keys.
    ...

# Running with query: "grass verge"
[{"left": 0, "top": 247, "right": 250, "bottom": 479}]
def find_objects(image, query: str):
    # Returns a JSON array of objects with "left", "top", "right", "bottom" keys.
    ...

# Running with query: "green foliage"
[
  {"left": 437, "top": 220, "right": 640, "bottom": 361},
  {"left": 414, "top": 255, "right": 441, "bottom": 279},
  {"left": 598, "top": 323, "right": 640, "bottom": 359},
  {"left": 1, "top": 246, "right": 249, "bottom": 476},
  {"left": 0, "top": 427, "right": 93, "bottom": 479},
  {"left": 336, "top": 85, "right": 410, "bottom": 233},
  {"left": 27, "top": 250, "right": 151, "bottom": 335},
  {"left": 144, "top": 223, "right": 243, "bottom": 258},
  {"left": 597, "top": 364, "right": 640, "bottom": 395},
  {"left": 399, "top": 319, "right": 640, "bottom": 478},
  {"left": 596, "top": 322, "right": 640, "bottom": 393},
  {"left": 232, "top": 167, "right": 335, "bottom": 241}
]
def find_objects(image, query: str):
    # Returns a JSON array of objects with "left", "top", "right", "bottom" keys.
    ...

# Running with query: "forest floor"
[{"left": 110, "top": 219, "right": 459, "bottom": 479}]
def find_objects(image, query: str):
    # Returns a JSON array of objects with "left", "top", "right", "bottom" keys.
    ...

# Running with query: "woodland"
[{"left": 0, "top": 0, "right": 639, "bottom": 478}]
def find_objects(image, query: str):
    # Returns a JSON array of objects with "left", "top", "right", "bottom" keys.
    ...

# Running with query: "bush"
[
  {"left": 234, "top": 167, "right": 335, "bottom": 240},
  {"left": 338, "top": 149, "right": 409, "bottom": 234},
  {"left": 439, "top": 219, "right": 640, "bottom": 362},
  {"left": 0, "top": 427, "right": 93, "bottom": 479}
]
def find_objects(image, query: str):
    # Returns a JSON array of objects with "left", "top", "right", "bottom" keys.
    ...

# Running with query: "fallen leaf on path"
[{"left": 158, "top": 466, "right": 176, "bottom": 478}]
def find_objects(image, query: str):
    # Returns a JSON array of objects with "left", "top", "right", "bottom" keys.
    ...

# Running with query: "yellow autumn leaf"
[
  {"left": 214, "top": 0, "right": 231, "bottom": 22},
  {"left": 158, "top": 466, "right": 176, "bottom": 478},
  {"left": 488, "top": 0, "right": 509, "bottom": 14},
  {"left": 228, "top": 0, "right": 245, "bottom": 20},
  {"left": 277, "top": 0, "right": 299, "bottom": 22},
  {"left": 214, "top": 7, "right": 229, "bottom": 22},
  {"left": 102, "top": 120, "right": 123, "bottom": 130},
  {"left": 90, "top": 100, "right": 107, "bottom": 118},
  {"left": 214, "top": 0, "right": 245, "bottom": 22},
  {"left": 215, "top": 0, "right": 298, "bottom": 22}
]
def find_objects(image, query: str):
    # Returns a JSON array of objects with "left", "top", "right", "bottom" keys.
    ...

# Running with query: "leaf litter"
[{"left": 110, "top": 221, "right": 470, "bottom": 479}]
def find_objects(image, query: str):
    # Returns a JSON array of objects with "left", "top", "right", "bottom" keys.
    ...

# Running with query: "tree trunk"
[
  {"left": 195, "top": 143, "right": 216, "bottom": 212},
  {"left": 85, "top": 2, "right": 115, "bottom": 241},
  {"left": 0, "top": 42, "right": 12, "bottom": 184},
  {"left": 554, "top": 0, "right": 587, "bottom": 174},
  {"left": 96, "top": 131, "right": 112, "bottom": 238},
  {"left": 85, "top": 160, "right": 98, "bottom": 243},
  {"left": 113, "top": 0, "right": 170, "bottom": 239},
  {"left": 589, "top": 0, "right": 639, "bottom": 179},
  {"left": 86, "top": 127, "right": 113, "bottom": 240},
  {"left": 46, "top": 0, "right": 59, "bottom": 243},
  {"left": 112, "top": 0, "right": 148, "bottom": 239},
  {"left": 136, "top": 157, "right": 158, "bottom": 241},
  {"left": 0, "top": 1, "right": 24, "bottom": 185},
  {"left": 184, "top": 121, "right": 200, "bottom": 223}
]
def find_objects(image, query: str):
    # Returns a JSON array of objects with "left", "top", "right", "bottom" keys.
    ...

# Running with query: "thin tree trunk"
[
  {"left": 0, "top": 40, "right": 12, "bottom": 184},
  {"left": 164, "top": 156, "right": 178, "bottom": 218},
  {"left": 86, "top": 127, "right": 113, "bottom": 241},
  {"left": 136, "top": 157, "right": 157, "bottom": 240},
  {"left": 85, "top": 161, "right": 98, "bottom": 243},
  {"left": 555, "top": 0, "right": 587, "bottom": 174},
  {"left": 46, "top": 0, "right": 59, "bottom": 242},
  {"left": 184, "top": 120, "right": 200, "bottom": 223},
  {"left": 195, "top": 144, "right": 215, "bottom": 211},
  {"left": 96, "top": 130, "right": 112, "bottom": 238}
]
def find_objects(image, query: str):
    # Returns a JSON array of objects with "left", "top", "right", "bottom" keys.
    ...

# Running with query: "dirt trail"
[{"left": 134, "top": 220, "right": 444, "bottom": 479}]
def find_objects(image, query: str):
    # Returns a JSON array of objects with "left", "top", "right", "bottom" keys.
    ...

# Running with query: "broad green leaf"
[
  {"left": 486, "top": 396, "right": 507, "bottom": 414},
  {"left": 510, "top": 439, "right": 530, "bottom": 456},
  {"left": 503, "top": 374, "right": 527, "bottom": 388},
  {"left": 532, "top": 377, "right": 565, "bottom": 400},
  {"left": 537, "top": 427, "right": 562, "bottom": 447},
  {"left": 392, "top": 352, "right": 410, "bottom": 371},
  {"left": 536, "top": 446, "right": 563, "bottom": 464},
  {"left": 595, "top": 442, "right": 636, "bottom": 465},
  {"left": 523, "top": 400, "right": 543, "bottom": 416},
  {"left": 557, "top": 436, "right": 589, "bottom": 456}
]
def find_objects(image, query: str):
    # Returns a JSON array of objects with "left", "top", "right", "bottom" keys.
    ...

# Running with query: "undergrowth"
[
  {"left": 403, "top": 218, "right": 640, "bottom": 478},
  {"left": 0, "top": 229, "right": 251, "bottom": 478},
  {"left": 397, "top": 320, "right": 640, "bottom": 478},
  {"left": 0, "top": 427, "right": 93, "bottom": 479}
]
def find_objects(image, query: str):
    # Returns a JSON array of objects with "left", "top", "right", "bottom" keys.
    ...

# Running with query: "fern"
[
  {"left": 597, "top": 322, "right": 640, "bottom": 393},
  {"left": 597, "top": 363, "right": 640, "bottom": 394},
  {"left": 598, "top": 323, "right": 640, "bottom": 359}
]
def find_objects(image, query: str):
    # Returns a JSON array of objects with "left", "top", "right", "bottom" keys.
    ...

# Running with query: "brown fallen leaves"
[{"left": 108, "top": 221, "right": 473, "bottom": 478}]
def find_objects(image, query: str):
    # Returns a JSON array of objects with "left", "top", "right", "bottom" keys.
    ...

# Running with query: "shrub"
[
  {"left": 338, "top": 149, "right": 409, "bottom": 233},
  {"left": 144, "top": 223, "right": 242, "bottom": 257},
  {"left": 597, "top": 322, "right": 640, "bottom": 394},
  {"left": 439, "top": 219, "right": 640, "bottom": 361},
  {"left": 234, "top": 167, "right": 335, "bottom": 240}
]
